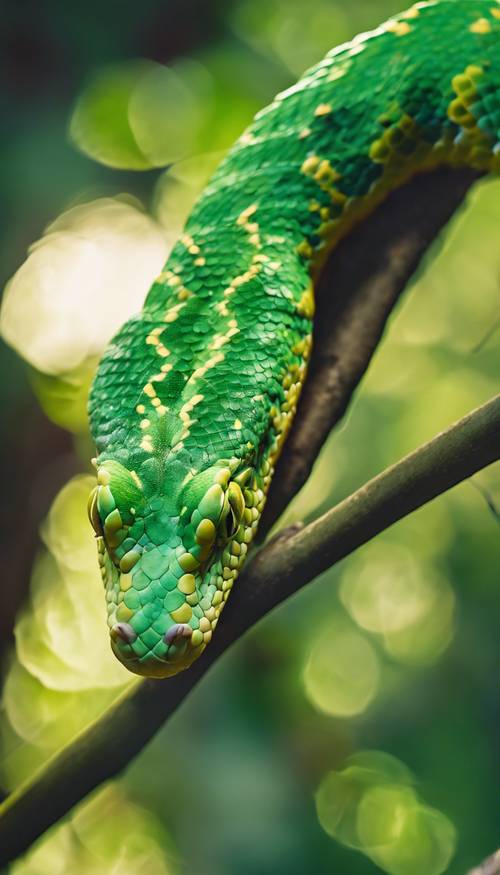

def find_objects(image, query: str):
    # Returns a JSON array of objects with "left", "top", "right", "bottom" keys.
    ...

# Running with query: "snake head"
[{"left": 88, "top": 457, "right": 264, "bottom": 678}]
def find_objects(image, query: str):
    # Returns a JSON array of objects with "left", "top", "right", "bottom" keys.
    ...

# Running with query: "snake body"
[{"left": 89, "top": 0, "right": 500, "bottom": 677}]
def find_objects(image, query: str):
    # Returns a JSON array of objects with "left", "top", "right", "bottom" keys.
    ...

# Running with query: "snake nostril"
[
  {"left": 164, "top": 623, "right": 193, "bottom": 645},
  {"left": 111, "top": 622, "right": 137, "bottom": 644}
]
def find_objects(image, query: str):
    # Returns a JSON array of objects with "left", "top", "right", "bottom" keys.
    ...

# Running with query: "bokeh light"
[
  {"left": 0, "top": 196, "right": 172, "bottom": 432},
  {"left": 315, "top": 751, "right": 414, "bottom": 850},
  {"left": 316, "top": 751, "right": 456, "bottom": 875},
  {"left": 339, "top": 541, "right": 456, "bottom": 665},
  {"left": 302, "top": 616, "right": 380, "bottom": 717},
  {"left": 69, "top": 59, "right": 210, "bottom": 170},
  {"left": 230, "top": 0, "right": 351, "bottom": 76},
  {"left": 128, "top": 60, "right": 212, "bottom": 167},
  {"left": 10, "top": 785, "right": 176, "bottom": 875},
  {"left": 340, "top": 543, "right": 441, "bottom": 635},
  {"left": 70, "top": 61, "right": 154, "bottom": 169},
  {"left": 0, "top": 476, "right": 133, "bottom": 790},
  {"left": 3, "top": 657, "right": 122, "bottom": 757},
  {"left": 382, "top": 576, "right": 455, "bottom": 666},
  {"left": 15, "top": 475, "right": 131, "bottom": 691},
  {"left": 0, "top": 197, "right": 170, "bottom": 377},
  {"left": 358, "top": 785, "right": 457, "bottom": 875}
]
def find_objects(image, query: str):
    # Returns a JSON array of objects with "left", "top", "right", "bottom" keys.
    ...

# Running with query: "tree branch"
[
  {"left": 0, "top": 394, "right": 498, "bottom": 866},
  {"left": 468, "top": 850, "right": 500, "bottom": 875},
  {"left": 261, "top": 167, "right": 481, "bottom": 533}
]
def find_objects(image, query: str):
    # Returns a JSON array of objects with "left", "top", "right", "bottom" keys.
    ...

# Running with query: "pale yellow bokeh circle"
[{"left": 303, "top": 619, "right": 380, "bottom": 717}]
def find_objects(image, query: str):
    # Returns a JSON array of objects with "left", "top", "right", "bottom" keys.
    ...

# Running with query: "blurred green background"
[{"left": 0, "top": 1, "right": 499, "bottom": 873}]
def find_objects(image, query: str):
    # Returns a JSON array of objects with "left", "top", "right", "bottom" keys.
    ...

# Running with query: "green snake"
[{"left": 88, "top": 0, "right": 500, "bottom": 678}]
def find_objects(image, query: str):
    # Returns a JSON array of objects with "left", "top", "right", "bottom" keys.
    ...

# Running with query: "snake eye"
[
  {"left": 87, "top": 487, "right": 104, "bottom": 537},
  {"left": 219, "top": 481, "right": 245, "bottom": 542},
  {"left": 220, "top": 506, "right": 239, "bottom": 541}
]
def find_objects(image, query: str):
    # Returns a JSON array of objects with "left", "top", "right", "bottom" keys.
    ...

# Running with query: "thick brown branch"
[
  {"left": 261, "top": 167, "right": 481, "bottom": 532},
  {"left": 0, "top": 394, "right": 498, "bottom": 866}
]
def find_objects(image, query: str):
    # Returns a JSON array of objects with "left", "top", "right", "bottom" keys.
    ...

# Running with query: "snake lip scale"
[{"left": 88, "top": 0, "right": 500, "bottom": 678}]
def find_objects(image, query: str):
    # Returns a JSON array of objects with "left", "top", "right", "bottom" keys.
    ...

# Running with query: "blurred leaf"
[
  {"left": 0, "top": 714, "right": 50, "bottom": 791},
  {"left": 41, "top": 473, "right": 98, "bottom": 572},
  {"left": 70, "top": 59, "right": 212, "bottom": 170},
  {"left": 69, "top": 61, "right": 155, "bottom": 169},
  {"left": 3, "top": 658, "right": 121, "bottom": 752},
  {"left": 14, "top": 476, "right": 133, "bottom": 691},
  {"left": 129, "top": 60, "right": 212, "bottom": 166},
  {"left": 0, "top": 198, "right": 170, "bottom": 379},
  {"left": 29, "top": 358, "right": 98, "bottom": 434},
  {"left": 11, "top": 784, "right": 176, "bottom": 875}
]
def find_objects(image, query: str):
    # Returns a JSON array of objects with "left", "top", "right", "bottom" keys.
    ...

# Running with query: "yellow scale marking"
[
  {"left": 470, "top": 17, "right": 492, "bottom": 32},
  {"left": 178, "top": 394, "right": 205, "bottom": 441},
  {"left": 386, "top": 20, "right": 412, "bottom": 35}
]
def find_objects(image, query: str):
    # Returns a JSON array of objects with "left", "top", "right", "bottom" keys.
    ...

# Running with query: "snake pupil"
[{"left": 87, "top": 487, "right": 103, "bottom": 538}]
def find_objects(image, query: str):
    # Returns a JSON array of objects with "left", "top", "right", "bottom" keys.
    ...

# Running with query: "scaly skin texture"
[{"left": 88, "top": 0, "right": 500, "bottom": 677}]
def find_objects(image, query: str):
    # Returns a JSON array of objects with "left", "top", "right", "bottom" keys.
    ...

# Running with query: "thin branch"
[
  {"left": 470, "top": 314, "right": 500, "bottom": 354},
  {"left": 470, "top": 479, "right": 500, "bottom": 522},
  {"left": 468, "top": 850, "right": 500, "bottom": 875},
  {"left": 261, "top": 167, "right": 480, "bottom": 533},
  {"left": 0, "top": 394, "right": 498, "bottom": 866}
]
